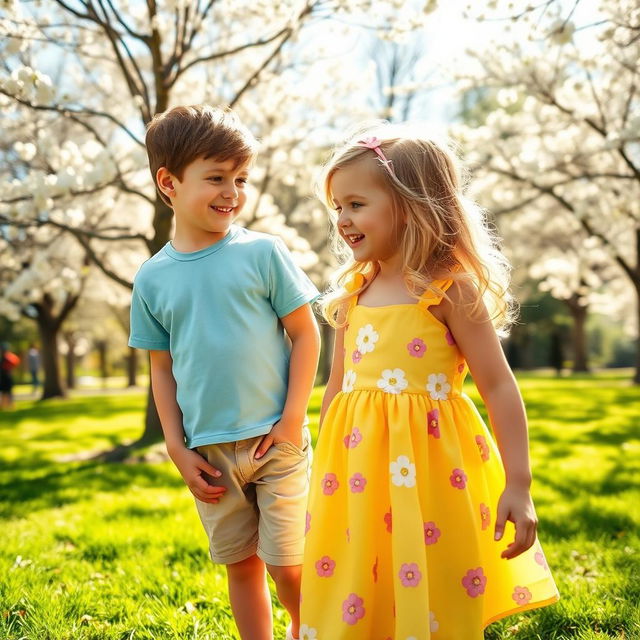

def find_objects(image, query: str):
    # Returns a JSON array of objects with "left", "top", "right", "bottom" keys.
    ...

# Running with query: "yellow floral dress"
[{"left": 300, "top": 275, "right": 559, "bottom": 640}]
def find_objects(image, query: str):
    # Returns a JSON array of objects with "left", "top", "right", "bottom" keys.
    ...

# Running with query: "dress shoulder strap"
[
  {"left": 417, "top": 275, "right": 456, "bottom": 311},
  {"left": 344, "top": 272, "right": 366, "bottom": 315}
]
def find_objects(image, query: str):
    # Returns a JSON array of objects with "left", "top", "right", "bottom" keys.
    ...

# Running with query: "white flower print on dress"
[
  {"left": 342, "top": 370, "right": 356, "bottom": 393},
  {"left": 429, "top": 611, "right": 439, "bottom": 632},
  {"left": 390, "top": 455, "right": 416, "bottom": 487},
  {"left": 426, "top": 373, "right": 451, "bottom": 400},
  {"left": 377, "top": 368, "right": 408, "bottom": 394},
  {"left": 299, "top": 624, "right": 317, "bottom": 640},
  {"left": 355, "top": 323, "right": 379, "bottom": 354}
]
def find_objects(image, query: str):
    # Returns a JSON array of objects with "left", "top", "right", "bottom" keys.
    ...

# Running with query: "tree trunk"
[
  {"left": 37, "top": 319, "right": 65, "bottom": 399},
  {"left": 634, "top": 282, "right": 640, "bottom": 384},
  {"left": 96, "top": 340, "right": 108, "bottom": 388},
  {"left": 318, "top": 321, "right": 334, "bottom": 385},
  {"left": 139, "top": 369, "right": 163, "bottom": 444},
  {"left": 65, "top": 344, "right": 76, "bottom": 389},
  {"left": 127, "top": 346, "right": 138, "bottom": 387},
  {"left": 565, "top": 295, "right": 589, "bottom": 373}
]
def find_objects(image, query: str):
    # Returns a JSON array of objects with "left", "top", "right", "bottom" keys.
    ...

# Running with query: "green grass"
[{"left": 1, "top": 374, "right": 639, "bottom": 639}]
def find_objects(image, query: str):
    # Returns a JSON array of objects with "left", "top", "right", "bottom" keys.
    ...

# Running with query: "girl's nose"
[{"left": 337, "top": 211, "right": 351, "bottom": 228}]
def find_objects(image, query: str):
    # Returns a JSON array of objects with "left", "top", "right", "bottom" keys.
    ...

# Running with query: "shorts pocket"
[{"left": 272, "top": 426, "right": 309, "bottom": 457}]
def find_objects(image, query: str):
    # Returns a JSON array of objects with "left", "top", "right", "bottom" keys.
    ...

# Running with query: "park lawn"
[{"left": 0, "top": 373, "right": 638, "bottom": 640}]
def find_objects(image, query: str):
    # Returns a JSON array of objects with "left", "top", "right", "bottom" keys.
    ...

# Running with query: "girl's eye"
[
  {"left": 207, "top": 176, "right": 222, "bottom": 182},
  {"left": 236, "top": 178, "right": 248, "bottom": 186},
  {"left": 351, "top": 202, "right": 363, "bottom": 209}
]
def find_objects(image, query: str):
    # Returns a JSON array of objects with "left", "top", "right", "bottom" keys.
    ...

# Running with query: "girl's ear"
[{"left": 156, "top": 167, "right": 176, "bottom": 198}]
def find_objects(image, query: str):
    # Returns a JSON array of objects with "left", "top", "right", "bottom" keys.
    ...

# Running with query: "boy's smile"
[{"left": 161, "top": 156, "right": 250, "bottom": 251}]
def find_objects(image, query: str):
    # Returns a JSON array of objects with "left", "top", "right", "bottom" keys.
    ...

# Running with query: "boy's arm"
[
  {"left": 442, "top": 283, "right": 538, "bottom": 560},
  {"left": 255, "top": 303, "right": 320, "bottom": 459},
  {"left": 149, "top": 350, "right": 226, "bottom": 504}
]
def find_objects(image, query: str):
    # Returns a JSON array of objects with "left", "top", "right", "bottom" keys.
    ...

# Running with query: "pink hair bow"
[{"left": 357, "top": 137, "right": 395, "bottom": 175}]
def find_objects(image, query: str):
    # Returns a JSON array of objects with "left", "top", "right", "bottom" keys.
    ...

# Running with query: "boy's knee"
[
  {"left": 266, "top": 563, "right": 301, "bottom": 588},
  {"left": 227, "top": 554, "right": 265, "bottom": 581}
]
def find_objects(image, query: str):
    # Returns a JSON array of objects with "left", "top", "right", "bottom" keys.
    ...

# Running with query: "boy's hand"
[
  {"left": 494, "top": 485, "right": 538, "bottom": 559},
  {"left": 169, "top": 445, "right": 226, "bottom": 504},
  {"left": 254, "top": 418, "right": 303, "bottom": 459}
]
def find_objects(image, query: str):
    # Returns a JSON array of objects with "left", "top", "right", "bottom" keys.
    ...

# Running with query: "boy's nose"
[{"left": 222, "top": 185, "right": 238, "bottom": 199}]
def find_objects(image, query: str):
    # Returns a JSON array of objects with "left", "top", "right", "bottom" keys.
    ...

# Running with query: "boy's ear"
[{"left": 156, "top": 167, "right": 176, "bottom": 197}]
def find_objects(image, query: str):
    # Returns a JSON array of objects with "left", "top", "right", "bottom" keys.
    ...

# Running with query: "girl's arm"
[
  {"left": 149, "top": 350, "right": 226, "bottom": 504},
  {"left": 319, "top": 324, "right": 345, "bottom": 429},
  {"left": 440, "top": 283, "right": 538, "bottom": 560}
]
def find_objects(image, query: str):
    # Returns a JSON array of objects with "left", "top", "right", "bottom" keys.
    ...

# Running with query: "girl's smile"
[{"left": 330, "top": 157, "right": 401, "bottom": 264}]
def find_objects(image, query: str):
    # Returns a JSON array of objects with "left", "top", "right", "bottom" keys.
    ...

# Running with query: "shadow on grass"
[
  {"left": 0, "top": 394, "right": 145, "bottom": 425},
  {"left": 0, "top": 459, "right": 183, "bottom": 521}
]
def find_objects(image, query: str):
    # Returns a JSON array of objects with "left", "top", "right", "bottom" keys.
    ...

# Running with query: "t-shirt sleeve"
[
  {"left": 268, "top": 237, "right": 320, "bottom": 318},
  {"left": 129, "top": 281, "right": 170, "bottom": 350}
]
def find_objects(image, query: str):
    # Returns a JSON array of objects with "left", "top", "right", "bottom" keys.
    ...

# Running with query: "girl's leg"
[
  {"left": 266, "top": 564, "right": 301, "bottom": 639},
  {"left": 226, "top": 554, "right": 272, "bottom": 640}
]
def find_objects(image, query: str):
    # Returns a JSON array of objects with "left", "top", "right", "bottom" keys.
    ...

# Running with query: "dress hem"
[{"left": 483, "top": 593, "right": 560, "bottom": 629}]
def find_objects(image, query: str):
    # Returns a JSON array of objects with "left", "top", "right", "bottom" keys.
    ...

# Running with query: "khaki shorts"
[{"left": 195, "top": 427, "right": 311, "bottom": 566}]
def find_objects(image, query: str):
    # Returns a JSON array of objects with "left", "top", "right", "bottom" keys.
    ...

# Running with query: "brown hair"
[
  {"left": 320, "top": 123, "right": 516, "bottom": 334},
  {"left": 145, "top": 105, "right": 259, "bottom": 205}
]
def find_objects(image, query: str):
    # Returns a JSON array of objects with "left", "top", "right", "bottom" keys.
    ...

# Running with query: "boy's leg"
[
  {"left": 250, "top": 427, "right": 311, "bottom": 640},
  {"left": 266, "top": 564, "right": 302, "bottom": 638},
  {"left": 227, "top": 554, "right": 272, "bottom": 640}
]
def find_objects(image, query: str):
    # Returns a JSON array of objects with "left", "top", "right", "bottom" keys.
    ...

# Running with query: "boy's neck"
[{"left": 171, "top": 226, "right": 232, "bottom": 253}]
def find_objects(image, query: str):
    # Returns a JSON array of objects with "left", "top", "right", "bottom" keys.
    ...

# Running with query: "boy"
[{"left": 129, "top": 105, "right": 320, "bottom": 640}]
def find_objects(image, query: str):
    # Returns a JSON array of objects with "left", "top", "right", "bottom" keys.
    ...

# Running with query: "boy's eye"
[
  {"left": 207, "top": 176, "right": 222, "bottom": 182},
  {"left": 236, "top": 177, "right": 248, "bottom": 186}
]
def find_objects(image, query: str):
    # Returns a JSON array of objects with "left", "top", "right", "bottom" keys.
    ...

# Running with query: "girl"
[{"left": 299, "top": 125, "right": 559, "bottom": 639}]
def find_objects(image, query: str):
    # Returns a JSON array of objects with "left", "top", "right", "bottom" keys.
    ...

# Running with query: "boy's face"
[{"left": 159, "top": 156, "right": 250, "bottom": 245}]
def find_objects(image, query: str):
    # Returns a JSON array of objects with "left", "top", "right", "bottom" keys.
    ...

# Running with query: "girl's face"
[{"left": 330, "top": 157, "right": 402, "bottom": 265}]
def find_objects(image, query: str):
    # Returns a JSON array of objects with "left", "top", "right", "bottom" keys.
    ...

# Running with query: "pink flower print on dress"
[
  {"left": 399, "top": 563, "right": 422, "bottom": 587},
  {"left": 322, "top": 473, "right": 339, "bottom": 495},
  {"left": 315, "top": 555, "right": 336, "bottom": 577},
  {"left": 305, "top": 511, "right": 311, "bottom": 535},
  {"left": 352, "top": 349, "right": 362, "bottom": 364},
  {"left": 346, "top": 528, "right": 350, "bottom": 542},
  {"left": 475, "top": 434, "right": 490, "bottom": 461},
  {"left": 343, "top": 427, "right": 363, "bottom": 449},
  {"left": 407, "top": 338, "right": 426, "bottom": 358},
  {"left": 449, "top": 468, "right": 467, "bottom": 489},
  {"left": 342, "top": 593, "right": 365, "bottom": 625},
  {"left": 458, "top": 362, "right": 465, "bottom": 373},
  {"left": 427, "top": 408, "right": 440, "bottom": 439},
  {"left": 480, "top": 503, "right": 491, "bottom": 530},
  {"left": 372, "top": 557, "right": 378, "bottom": 582},
  {"left": 462, "top": 567, "right": 487, "bottom": 597},
  {"left": 349, "top": 472, "right": 367, "bottom": 493},
  {"left": 424, "top": 521, "right": 441, "bottom": 545},
  {"left": 535, "top": 550, "right": 549, "bottom": 571},
  {"left": 384, "top": 509, "right": 392, "bottom": 533},
  {"left": 445, "top": 329, "right": 456, "bottom": 346},
  {"left": 512, "top": 586, "right": 532, "bottom": 605}
]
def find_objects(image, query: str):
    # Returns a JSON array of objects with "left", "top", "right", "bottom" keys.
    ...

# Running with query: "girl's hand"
[{"left": 494, "top": 485, "right": 538, "bottom": 559}]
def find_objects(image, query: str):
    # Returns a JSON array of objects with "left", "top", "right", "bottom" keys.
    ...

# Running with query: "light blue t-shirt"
[{"left": 129, "top": 226, "right": 319, "bottom": 448}]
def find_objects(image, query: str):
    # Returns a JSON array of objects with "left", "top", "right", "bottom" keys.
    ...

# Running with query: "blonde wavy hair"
[{"left": 320, "top": 123, "right": 516, "bottom": 334}]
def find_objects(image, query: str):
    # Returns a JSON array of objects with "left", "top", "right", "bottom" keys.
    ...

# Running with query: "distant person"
[
  {"left": 129, "top": 105, "right": 320, "bottom": 640},
  {"left": 299, "top": 125, "right": 559, "bottom": 638},
  {"left": 0, "top": 343, "right": 20, "bottom": 410},
  {"left": 27, "top": 343, "right": 41, "bottom": 392}
]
